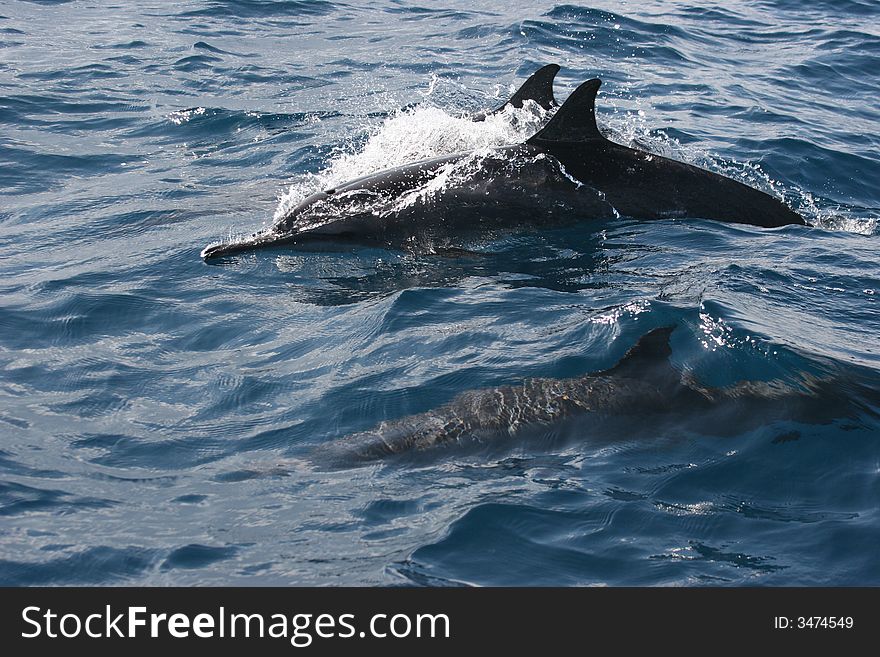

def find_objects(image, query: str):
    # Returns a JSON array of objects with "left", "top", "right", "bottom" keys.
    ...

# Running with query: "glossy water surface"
[{"left": 1, "top": 0, "right": 878, "bottom": 585}]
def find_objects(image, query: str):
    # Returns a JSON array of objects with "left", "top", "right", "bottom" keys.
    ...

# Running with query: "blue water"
[{"left": 1, "top": 0, "right": 879, "bottom": 586}]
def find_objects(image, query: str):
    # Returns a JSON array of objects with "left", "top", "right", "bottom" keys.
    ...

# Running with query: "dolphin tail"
[
  {"left": 526, "top": 78, "right": 604, "bottom": 144},
  {"left": 475, "top": 63, "right": 561, "bottom": 120}
]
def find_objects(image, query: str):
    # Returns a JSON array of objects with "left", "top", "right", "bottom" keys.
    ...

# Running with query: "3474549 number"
[
  {"left": 798, "top": 617, "right": 854, "bottom": 629},
  {"left": 774, "top": 616, "right": 854, "bottom": 629}
]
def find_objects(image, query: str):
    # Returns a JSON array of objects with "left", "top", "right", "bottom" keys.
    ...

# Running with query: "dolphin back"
[
  {"left": 310, "top": 326, "right": 690, "bottom": 468},
  {"left": 526, "top": 78, "right": 806, "bottom": 228}
]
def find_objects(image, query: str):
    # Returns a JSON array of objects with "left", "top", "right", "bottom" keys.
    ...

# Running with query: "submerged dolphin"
[
  {"left": 310, "top": 326, "right": 862, "bottom": 468},
  {"left": 202, "top": 73, "right": 804, "bottom": 260}
]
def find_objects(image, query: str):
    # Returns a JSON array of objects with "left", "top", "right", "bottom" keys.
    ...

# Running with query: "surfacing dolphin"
[
  {"left": 202, "top": 71, "right": 805, "bottom": 260},
  {"left": 471, "top": 63, "right": 559, "bottom": 121},
  {"left": 310, "top": 326, "right": 862, "bottom": 469}
]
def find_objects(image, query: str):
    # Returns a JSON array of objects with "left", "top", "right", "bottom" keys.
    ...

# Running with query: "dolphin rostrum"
[
  {"left": 202, "top": 73, "right": 805, "bottom": 260},
  {"left": 310, "top": 326, "right": 862, "bottom": 468}
]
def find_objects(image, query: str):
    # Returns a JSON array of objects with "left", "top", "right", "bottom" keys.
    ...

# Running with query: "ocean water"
[{"left": 1, "top": 0, "right": 878, "bottom": 586}]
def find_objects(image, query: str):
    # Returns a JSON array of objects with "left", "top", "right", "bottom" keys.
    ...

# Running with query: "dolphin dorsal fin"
[
  {"left": 600, "top": 326, "right": 678, "bottom": 382},
  {"left": 477, "top": 64, "right": 560, "bottom": 120},
  {"left": 526, "top": 78, "right": 603, "bottom": 144},
  {"left": 504, "top": 63, "right": 560, "bottom": 111}
]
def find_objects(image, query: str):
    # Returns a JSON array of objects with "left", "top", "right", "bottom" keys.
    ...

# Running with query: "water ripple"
[{"left": 0, "top": 0, "right": 878, "bottom": 586}]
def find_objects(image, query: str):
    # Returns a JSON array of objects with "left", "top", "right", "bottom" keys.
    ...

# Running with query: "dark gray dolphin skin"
[
  {"left": 471, "top": 63, "right": 559, "bottom": 120},
  {"left": 202, "top": 74, "right": 804, "bottom": 260},
  {"left": 524, "top": 79, "right": 805, "bottom": 226},
  {"left": 310, "top": 326, "right": 860, "bottom": 468}
]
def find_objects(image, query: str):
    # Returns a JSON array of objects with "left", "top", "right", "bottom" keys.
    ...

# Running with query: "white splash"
[
  {"left": 273, "top": 100, "right": 551, "bottom": 224},
  {"left": 168, "top": 107, "right": 206, "bottom": 125},
  {"left": 794, "top": 191, "right": 878, "bottom": 235},
  {"left": 269, "top": 84, "right": 876, "bottom": 237}
]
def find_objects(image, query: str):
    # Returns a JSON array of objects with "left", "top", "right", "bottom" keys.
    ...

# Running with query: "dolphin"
[
  {"left": 310, "top": 326, "right": 866, "bottom": 468},
  {"left": 202, "top": 75, "right": 805, "bottom": 260},
  {"left": 471, "top": 63, "right": 559, "bottom": 121}
]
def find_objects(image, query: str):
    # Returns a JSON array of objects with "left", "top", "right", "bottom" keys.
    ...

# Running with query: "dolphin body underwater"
[
  {"left": 200, "top": 65, "right": 805, "bottom": 260},
  {"left": 310, "top": 326, "right": 869, "bottom": 468}
]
